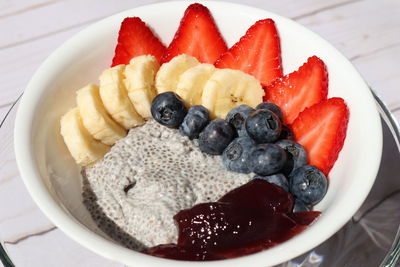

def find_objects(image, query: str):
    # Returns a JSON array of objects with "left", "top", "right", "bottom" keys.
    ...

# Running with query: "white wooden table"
[{"left": 0, "top": 0, "right": 399, "bottom": 266}]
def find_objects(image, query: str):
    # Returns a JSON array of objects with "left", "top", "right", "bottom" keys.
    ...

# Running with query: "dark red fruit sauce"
[{"left": 142, "top": 179, "right": 320, "bottom": 261}]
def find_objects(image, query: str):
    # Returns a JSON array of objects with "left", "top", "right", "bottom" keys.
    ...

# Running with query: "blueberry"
[
  {"left": 225, "top": 105, "right": 255, "bottom": 137},
  {"left": 279, "top": 125, "right": 295, "bottom": 140},
  {"left": 247, "top": 144, "right": 287, "bottom": 176},
  {"left": 199, "top": 119, "right": 235, "bottom": 155},
  {"left": 222, "top": 137, "right": 256, "bottom": 173},
  {"left": 292, "top": 199, "right": 311, "bottom": 213},
  {"left": 151, "top": 92, "right": 187, "bottom": 128},
  {"left": 275, "top": 139, "right": 308, "bottom": 176},
  {"left": 253, "top": 173, "right": 289, "bottom": 192},
  {"left": 245, "top": 109, "right": 282, "bottom": 143},
  {"left": 179, "top": 105, "right": 209, "bottom": 139},
  {"left": 289, "top": 165, "right": 328, "bottom": 205},
  {"left": 256, "top": 102, "right": 283, "bottom": 122}
]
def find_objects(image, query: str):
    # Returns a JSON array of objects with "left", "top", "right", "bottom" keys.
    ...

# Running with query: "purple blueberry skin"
[
  {"left": 292, "top": 199, "right": 311, "bottom": 213},
  {"left": 275, "top": 139, "right": 308, "bottom": 176},
  {"left": 289, "top": 165, "right": 328, "bottom": 205},
  {"left": 225, "top": 105, "right": 255, "bottom": 137},
  {"left": 253, "top": 173, "right": 289, "bottom": 192},
  {"left": 222, "top": 137, "right": 256, "bottom": 174},
  {"left": 198, "top": 119, "right": 235, "bottom": 155},
  {"left": 247, "top": 143, "right": 287, "bottom": 176},
  {"left": 151, "top": 92, "right": 187, "bottom": 128},
  {"left": 256, "top": 102, "right": 284, "bottom": 122},
  {"left": 279, "top": 125, "right": 295, "bottom": 141},
  {"left": 245, "top": 109, "right": 282, "bottom": 143},
  {"left": 179, "top": 105, "right": 210, "bottom": 139}
]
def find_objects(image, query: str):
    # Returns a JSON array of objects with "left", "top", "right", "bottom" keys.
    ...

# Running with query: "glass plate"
[{"left": 1, "top": 91, "right": 399, "bottom": 267}]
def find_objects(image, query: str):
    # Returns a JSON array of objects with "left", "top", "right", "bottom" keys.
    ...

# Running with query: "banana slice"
[
  {"left": 155, "top": 54, "right": 200, "bottom": 94},
  {"left": 124, "top": 55, "right": 159, "bottom": 119},
  {"left": 202, "top": 69, "right": 264, "bottom": 119},
  {"left": 60, "top": 108, "right": 110, "bottom": 166},
  {"left": 99, "top": 65, "right": 144, "bottom": 129},
  {"left": 176, "top": 63, "right": 215, "bottom": 106},
  {"left": 77, "top": 84, "right": 126, "bottom": 145}
]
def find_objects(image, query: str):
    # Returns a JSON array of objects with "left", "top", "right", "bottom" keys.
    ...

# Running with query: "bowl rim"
[{"left": 14, "top": 1, "right": 382, "bottom": 266}]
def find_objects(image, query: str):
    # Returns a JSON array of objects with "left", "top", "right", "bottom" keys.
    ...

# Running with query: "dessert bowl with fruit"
[{"left": 14, "top": 1, "right": 382, "bottom": 266}]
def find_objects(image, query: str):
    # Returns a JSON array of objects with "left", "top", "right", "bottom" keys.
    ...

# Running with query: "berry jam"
[{"left": 142, "top": 179, "right": 320, "bottom": 261}]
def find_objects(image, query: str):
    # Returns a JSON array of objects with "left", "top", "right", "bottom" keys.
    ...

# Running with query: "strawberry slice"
[
  {"left": 215, "top": 19, "right": 282, "bottom": 87},
  {"left": 264, "top": 56, "right": 328, "bottom": 124},
  {"left": 291, "top": 97, "right": 349, "bottom": 176},
  {"left": 162, "top": 3, "right": 228, "bottom": 64},
  {"left": 111, "top": 17, "right": 166, "bottom": 66}
]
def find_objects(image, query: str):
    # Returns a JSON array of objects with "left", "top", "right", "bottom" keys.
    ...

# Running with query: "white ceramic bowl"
[{"left": 14, "top": 1, "right": 382, "bottom": 266}]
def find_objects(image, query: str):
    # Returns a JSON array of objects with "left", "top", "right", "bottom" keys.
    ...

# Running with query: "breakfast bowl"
[{"left": 14, "top": 1, "right": 382, "bottom": 266}]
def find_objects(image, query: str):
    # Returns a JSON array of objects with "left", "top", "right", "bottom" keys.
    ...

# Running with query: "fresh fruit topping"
[
  {"left": 291, "top": 97, "right": 349, "bottom": 175},
  {"left": 76, "top": 84, "right": 126, "bottom": 145},
  {"left": 198, "top": 119, "right": 235, "bottom": 155},
  {"left": 256, "top": 101, "right": 283, "bottom": 122},
  {"left": 247, "top": 144, "right": 287, "bottom": 176},
  {"left": 60, "top": 5, "right": 338, "bottom": 259},
  {"left": 151, "top": 92, "right": 187, "bottom": 128},
  {"left": 60, "top": 108, "right": 110, "bottom": 166},
  {"left": 162, "top": 3, "right": 228, "bottom": 64},
  {"left": 215, "top": 19, "right": 282, "bottom": 87},
  {"left": 253, "top": 173, "right": 289, "bottom": 192},
  {"left": 176, "top": 64, "right": 216, "bottom": 106},
  {"left": 222, "top": 137, "right": 256, "bottom": 173},
  {"left": 245, "top": 109, "right": 282, "bottom": 143},
  {"left": 202, "top": 69, "right": 264, "bottom": 119},
  {"left": 275, "top": 139, "right": 308, "bottom": 176},
  {"left": 124, "top": 55, "right": 159, "bottom": 119},
  {"left": 179, "top": 105, "right": 210, "bottom": 139},
  {"left": 292, "top": 199, "right": 311, "bottom": 213},
  {"left": 156, "top": 54, "right": 200, "bottom": 94},
  {"left": 99, "top": 65, "right": 144, "bottom": 129},
  {"left": 225, "top": 105, "right": 255, "bottom": 137},
  {"left": 111, "top": 17, "right": 166, "bottom": 66},
  {"left": 279, "top": 125, "right": 295, "bottom": 140},
  {"left": 264, "top": 56, "right": 328, "bottom": 124},
  {"left": 289, "top": 165, "right": 328, "bottom": 205}
]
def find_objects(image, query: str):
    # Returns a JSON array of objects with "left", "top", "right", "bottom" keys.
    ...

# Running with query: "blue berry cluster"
[{"left": 151, "top": 92, "right": 328, "bottom": 211}]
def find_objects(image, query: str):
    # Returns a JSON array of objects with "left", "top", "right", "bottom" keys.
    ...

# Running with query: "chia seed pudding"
[{"left": 82, "top": 120, "right": 252, "bottom": 250}]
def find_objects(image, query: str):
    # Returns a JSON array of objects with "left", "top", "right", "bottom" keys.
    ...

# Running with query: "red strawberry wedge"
[
  {"left": 291, "top": 97, "right": 350, "bottom": 176},
  {"left": 264, "top": 56, "right": 328, "bottom": 124},
  {"left": 162, "top": 3, "right": 228, "bottom": 64},
  {"left": 215, "top": 19, "right": 283, "bottom": 87},
  {"left": 111, "top": 17, "right": 166, "bottom": 66}
]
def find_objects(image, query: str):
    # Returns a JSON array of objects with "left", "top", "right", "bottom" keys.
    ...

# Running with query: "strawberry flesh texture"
[
  {"left": 264, "top": 56, "right": 328, "bottom": 124},
  {"left": 215, "top": 19, "right": 283, "bottom": 87},
  {"left": 162, "top": 3, "right": 228, "bottom": 64},
  {"left": 111, "top": 17, "right": 166, "bottom": 66},
  {"left": 291, "top": 97, "right": 349, "bottom": 176}
]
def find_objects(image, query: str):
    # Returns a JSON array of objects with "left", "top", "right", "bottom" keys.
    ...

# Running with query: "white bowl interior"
[{"left": 14, "top": 1, "right": 382, "bottom": 266}]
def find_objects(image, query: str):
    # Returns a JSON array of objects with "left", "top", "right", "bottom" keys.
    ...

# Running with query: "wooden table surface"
[{"left": 0, "top": 0, "right": 399, "bottom": 266}]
